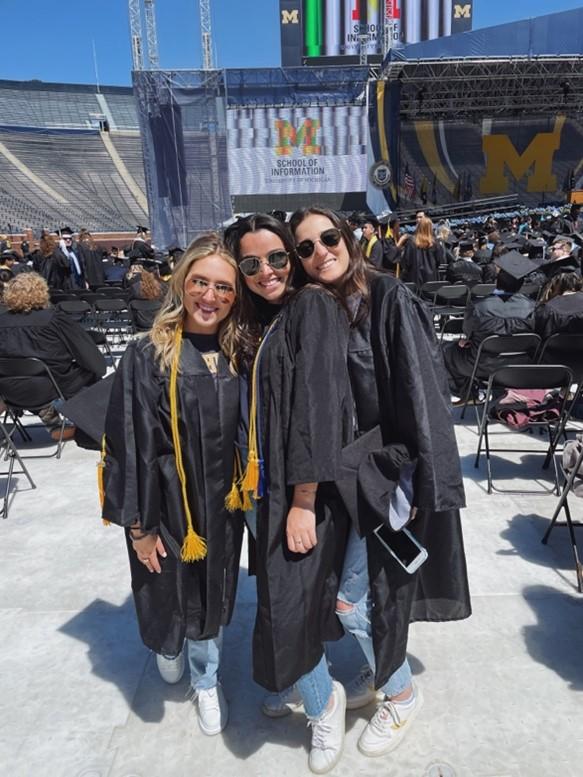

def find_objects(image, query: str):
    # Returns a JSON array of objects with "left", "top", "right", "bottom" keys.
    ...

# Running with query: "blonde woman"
[
  {"left": 102, "top": 234, "right": 242, "bottom": 736},
  {"left": 399, "top": 215, "right": 444, "bottom": 286}
]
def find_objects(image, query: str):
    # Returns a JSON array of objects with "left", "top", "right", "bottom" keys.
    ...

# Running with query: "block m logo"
[
  {"left": 274, "top": 119, "right": 321, "bottom": 156},
  {"left": 480, "top": 129, "right": 562, "bottom": 194},
  {"left": 453, "top": 4, "right": 472, "bottom": 19},
  {"left": 281, "top": 9, "right": 300, "bottom": 24}
]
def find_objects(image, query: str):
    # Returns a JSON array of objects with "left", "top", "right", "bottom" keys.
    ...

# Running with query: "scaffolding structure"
[
  {"left": 144, "top": 0, "right": 160, "bottom": 68},
  {"left": 381, "top": 56, "right": 583, "bottom": 119},
  {"left": 200, "top": 0, "right": 215, "bottom": 70}
]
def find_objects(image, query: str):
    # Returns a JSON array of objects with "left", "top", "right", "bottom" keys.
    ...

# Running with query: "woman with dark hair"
[
  {"left": 399, "top": 215, "right": 444, "bottom": 286},
  {"left": 102, "top": 234, "right": 243, "bottom": 737},
  {"left": 226, "top": 213, "right": 352, "bottom": 774},
  {"left": 535, "top": 272, "right": 583, "bottom": 340},
  {"left": 33, "top": 233, "right": 71, "bottom": 290},
  {"left": 289, "top": 206, "right": 470, "bottom": 761}
]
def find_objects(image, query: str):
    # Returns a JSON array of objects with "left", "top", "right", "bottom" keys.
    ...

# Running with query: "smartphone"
[{"left": 373, "top": 524, "right": 428, "bottom": 574}]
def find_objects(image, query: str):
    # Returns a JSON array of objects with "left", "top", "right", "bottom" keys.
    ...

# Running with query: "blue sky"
[{"left": 2, "top": 0, "right": 582, "bottom": 86}]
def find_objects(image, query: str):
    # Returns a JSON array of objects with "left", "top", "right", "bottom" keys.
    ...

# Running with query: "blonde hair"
[
  {"left": 149, "top": 233, "right": 240, "bottom": 371},
  {"left": 4, "top": 272, "right": 50, "bottom": 313},
  {"left": 414, "top": 216, "right": 435, "bottom": 249}
]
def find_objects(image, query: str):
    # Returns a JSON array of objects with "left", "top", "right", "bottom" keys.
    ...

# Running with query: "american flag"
[{"left": 404, "top": 166, "right": 416, "bottom": 200}]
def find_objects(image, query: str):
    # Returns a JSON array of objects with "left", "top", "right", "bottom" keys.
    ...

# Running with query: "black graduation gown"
[
  {"left": 34, "top": 249, "right": 72, "bottom": 290},
  {"left": 346, "top": 275, "right": 470, "bottom": 690},
  {"left": 78, "top": 243, "right": 105, "bottom": 288},
  {"left": 442, "top": 292, "right": 535, "bottom": 393},
  {"left": 102, "top": 337, "right": 243, "bottom": 656},
  {"left": 446, "top": 258, "right": 482, "bottom": 286},
  {"left": 535, "top": 292, "right": 583, "bottom": 340},
  {"left": 400, "top": 240, "right": 444, "bottom": 286},
  {"left": 253, "top": 287, "right": 352, "bottom": 692},
  {"left": 0, "top": 308, "right": 106, "bottom": 405}
]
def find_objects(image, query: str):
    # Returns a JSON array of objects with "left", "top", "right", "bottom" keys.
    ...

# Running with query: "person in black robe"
[
  {"left": 446, "top": 239, "right": 483, "bottom": 286},
  {"left": 0, "top": 272, "right": 106, "bottom": 437},
  {"left": 226, "top": 214, "right": 352, "bottom": 773},
  {"left": 102, "top": 234, "right": 243, "bottom": 737},
  {"left": 77, "top": 230, "right": 105, "bottom": 289},
  {"left": 128, "top": 226, "right": 156, "bottom": 261},
  {"left": 399, "top": 216, "right": 444, "bottom": 286},
  {"left": 443, "top": 252, "right": 537, "bottom": 397},
  {"left": 290, "top": 206, "right": 470, "bottom": 760},
  {"left": 33, "top": 233, "right": 71, "bottom": 290},
  {"left": 535, "top": 272, "right": 583, "bottom": 341}
]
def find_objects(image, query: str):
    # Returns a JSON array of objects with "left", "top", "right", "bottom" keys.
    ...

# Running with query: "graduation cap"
[
  {"left": 552, "top": 234, "right": 574, "bottom": 248},
  {"left": 136, "top": 225, "right": 149, "bottom": 235},
  {"left": 570, "top": 232, "right": 583, "bottom": 248},
  {"left": 458, "top": 239, "right": 474, "bottom": 253},
  {"left": 56, "top": 226, "right": 74, "bottom": 237},
  {"left": 1, "top": 250, "right": 19, "bottom": 262},
  {"left": 525, "top": 238, "right": 546, "bottom": 259},
  {"left": 494, "top": 251, "right": 538, "bottom": 280}
]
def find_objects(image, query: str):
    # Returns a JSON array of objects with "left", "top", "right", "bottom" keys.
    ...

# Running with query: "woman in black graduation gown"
[
  {"left": 226, "top": 214, "right": 352, "bottom": 774},
  {"left": 290, "top": 206, "right": 471, "bottom": 760},
  {"left": 102, "top": 234, "right": 243, "bottom": 737}
]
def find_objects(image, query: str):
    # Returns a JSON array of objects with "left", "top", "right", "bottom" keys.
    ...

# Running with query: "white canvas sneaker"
[
  {"left": 345, "top": 665, "right": 379, "bottom": 710},
  {"left": 156, "top": 650, "right": 185, "bottom": 684},
  {"left": 196, "top": 684, "right": 229, "bottom": 736},
  {"left": 357, "top": 684, "right": 423, "bottom": 758},
  {"left": 261, "top": 685, "right": 304, "bottom": 718},
  {"left": 307, "top": 680, "right": 346, "bottom": 774}
]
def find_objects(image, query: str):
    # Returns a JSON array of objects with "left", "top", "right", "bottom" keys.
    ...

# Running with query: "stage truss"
[{"left": 380, "top": 56, "right": 583, "bottom": 120}]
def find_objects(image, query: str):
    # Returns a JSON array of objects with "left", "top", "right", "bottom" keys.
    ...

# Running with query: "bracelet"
[{"left": 129, "top": 528, "right": 149, "bottom": 541}]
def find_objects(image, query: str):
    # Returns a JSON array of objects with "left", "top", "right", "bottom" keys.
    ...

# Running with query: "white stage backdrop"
[{"left": 227, "top": 106, "right": 367, "bottom": 196}]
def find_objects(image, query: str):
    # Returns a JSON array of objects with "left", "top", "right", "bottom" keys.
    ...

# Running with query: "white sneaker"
[
  {"left": 357, "top": 684, "right": 423, "bottom": 758},
  {"left": 307, "top": 680, "right": 346, "bottom": 774},
  {"left": 261, "top": 685, "right": 304, "bottom": 718},
  {"left": 156, "top": 650, "right": 185, "bottom": 684},
  {"left": 196, "top": 684, "right": 228, "bottom": 736},
  {"left": 345, "top": 665, "right": 379, "bottom": 710}
]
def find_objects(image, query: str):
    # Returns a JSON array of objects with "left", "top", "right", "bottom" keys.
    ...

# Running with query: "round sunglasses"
[
  {"left": 295, "top": 228, "right": 342, "bottom": 260},
  {"left": 238, "top": 250, "right": 289, "bottom": 278},
  {"left": 187, "top": 277, "right": 235, "bottom": 301}
]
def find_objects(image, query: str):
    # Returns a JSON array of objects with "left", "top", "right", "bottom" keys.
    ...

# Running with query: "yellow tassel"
[
  {"left": 170, "top": 324, "right": 207, "bottom": 562},
  {"left": 181, "top": 529, "right": 208, "bottom": 562},
  {"left": 240, "top": 455, "right": 260, "bottom": 495},
  {"left": 97, "top": 434, "right": 110, "bottom": 525},
  {"left": 241, "top": 490, "right": 253, "bottom": 512},
  {"left": 102, "top": 519, "right": 111, "bottom": 526},
  {"left": 225, "top": 481, "right": 243, "bottom": 512}
]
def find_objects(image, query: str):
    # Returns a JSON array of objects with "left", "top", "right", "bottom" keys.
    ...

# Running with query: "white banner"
[{"left": 227, "top": 105, "right": 367, "bottom": 196}]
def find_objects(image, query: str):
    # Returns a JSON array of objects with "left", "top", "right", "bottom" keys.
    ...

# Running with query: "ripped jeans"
[{"left": 336, "top": 526, "right": 412, "bottom": 697}]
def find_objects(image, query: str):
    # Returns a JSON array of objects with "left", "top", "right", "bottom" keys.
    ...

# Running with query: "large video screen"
[
  {"left": 226, "top": 105, "right": 367, "bottom": 196},
  {"left": 280, "top": 1, "right": 473, "bottom": 66}
]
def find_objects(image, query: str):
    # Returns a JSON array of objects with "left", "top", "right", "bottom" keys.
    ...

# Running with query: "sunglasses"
[
  {"left": 295, "top": 228, "right": 342, "bottom": 260},
  {"left": 187, "top": 277, "right": 235, "bottom": 301},
  {"left": 238, "top": 250, "right": 289, "bottom": 278}
]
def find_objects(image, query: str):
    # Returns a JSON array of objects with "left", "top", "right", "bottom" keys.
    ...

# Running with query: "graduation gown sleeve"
[
  {"left": 369, "top": 275, "right": 465, "bottom": 513},
  {"left": 102, "top": 340, "right": 163, "bottom": 532},
  {"left": 54, "top": 311, "right": 107, "bottom": 379}
]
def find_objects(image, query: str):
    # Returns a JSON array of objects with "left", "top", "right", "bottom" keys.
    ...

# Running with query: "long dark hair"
[
  {"left": 224, "top": 213, "right": 297, "bottom": 370},
  {"left": 289, "top": 206, "right": 371, "bottom": 322}
]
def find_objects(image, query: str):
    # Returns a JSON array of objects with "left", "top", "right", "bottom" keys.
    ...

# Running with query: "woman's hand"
[
  {"left": 131, "top": 533, "right": 167, "bottom": 573},
  {"left": 286, "top": 483, "right": 318, "bottom": 554}
]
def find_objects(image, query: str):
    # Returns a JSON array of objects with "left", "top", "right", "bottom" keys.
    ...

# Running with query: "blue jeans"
[
  {"left": 247, "top": 502, "right": 333, "bottom": 718},
  {"left": 187, "top": 628, "right": 223, "bottom": 691},
  {"left": 336, "top": 526, "right": 412, "bottom": 698}
]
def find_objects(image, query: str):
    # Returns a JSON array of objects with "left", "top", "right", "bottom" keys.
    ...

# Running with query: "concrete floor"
[{"left": 1, "top": 408, "right": 583, "bottom": 777}]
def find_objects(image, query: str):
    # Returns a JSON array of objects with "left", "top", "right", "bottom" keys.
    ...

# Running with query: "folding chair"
[
  {"left": 538, "top": 333, "right": 583, "bottom": 467},
  {"left": 94, "top": 298, "right": 133, "bottom": 344},
  {"left": 420, "top": 280, "right": 448, "bottom": 304},
  {"left": 542, "top": 437, "right": 583, "bottom": 592},
  {"left": 57, "top": 299, "right": 94, "bottom": 326},
  {"left": 470, "top": 283, "right": 496, "bottom": 300},
  {"left": 79, "top": 292, "right": 107, "bottom": 306},
  {"left": 459, "top": 333, "right": 542, "bottom": 420},
  {"left": 475, "top": 364, "right": 573, "bottom": 495},
  {"left": 129, "top": 299, "right": 162, "bottom": 333},
  {"left": 440, "top": 316, "right": 465, "bottom": 343},
  {"left": 0, "top": 414, "right": 36, "bottom": 519},
  {"left": 96, "top": 287, "right": 130, "bottom": 301},
  {"left": 0, "top": 357, "right": 69, "bottom": 458},
  {"left": 432, "top": 285, "right": 469, "bottom": 318}
]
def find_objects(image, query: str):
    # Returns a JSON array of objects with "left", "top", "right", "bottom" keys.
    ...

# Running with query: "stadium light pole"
[
  {"left": 128, "top": 0, "right": 144, "bottom": 70},
  {"left": 144, "top": 0, "right": 160, "bottom": 68},
  {"left": 200, "top": 0, "right": 215, "bottom": 70}
]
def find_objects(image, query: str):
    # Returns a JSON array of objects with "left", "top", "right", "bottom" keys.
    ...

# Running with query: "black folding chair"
[
  {"left": 542, "top": 437, "right": 583, "bottom": 592},
  {"left": 57, "top": 299, "right": 94, "bottom": 326},
  {"left": 459, "top": 333, "right": 542, "bottom": 420},
  {"left": 432, "top": 285, "right": 469, "bottom": 318},
  {"left": 470, "top": 284, "right": 496, "bottom": 300},
  {"left": 440, "top": 316, "right": 465, "bottom": 343},
  {"left": 94, "top": 298, "right": 133, "bottom": 344},
  {"left": 129, "top": 299, "right": 162, "bottom": 333},
  {"left": 0, "top": 413, "right": 36, "bottom": 519},
  {"left": 420, "top": 280, "right": 448, "bottom": 304},
  {"left": 475, "top": 364, "right": 573, "bottom": 495},
  {"left": 79, "top": 292, "right": 107, "bottom": 306},
  {"left": 96, "top": 287, "right": 130, "bottom": 301},
  {"left": 0, "top": 357, "right": 68, "bottom": 458}
]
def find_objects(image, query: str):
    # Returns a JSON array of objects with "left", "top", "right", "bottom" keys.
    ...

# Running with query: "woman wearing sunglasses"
[
  {"left": 289, "top": 207, "right": 471, "bottom": 759},
  {"left": 225, "top": 213, "right": 352, "bottom": 774},
  {"left": 102, "top": 234, "right": 243, "bottom": 737}
]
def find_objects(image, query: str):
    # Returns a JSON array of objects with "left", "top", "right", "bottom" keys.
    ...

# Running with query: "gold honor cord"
[
  {"left": 170, "top": 324, "right": 207, "bottom": 562},
  {"left": 98, "top": 434, "right": 111, "bottom": 525}
]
